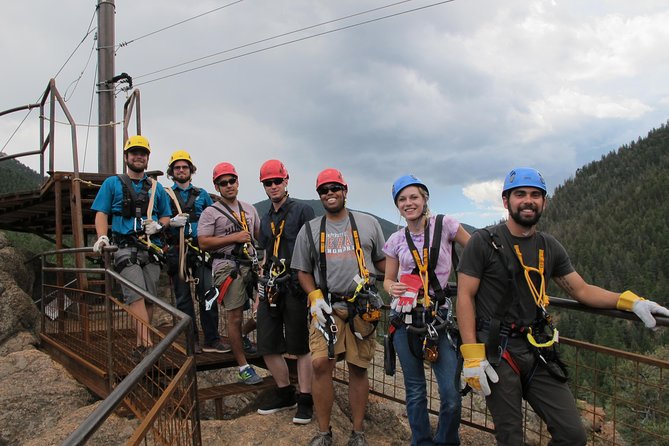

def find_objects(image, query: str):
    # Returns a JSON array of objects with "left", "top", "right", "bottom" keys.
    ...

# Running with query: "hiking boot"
[
  {"left": 238, "top": 365, "right": 263, "bottom": 385},
  {"left": 257, "top": 385, "right": 297, "bottom": 415},
  {"left": 242, "top": 336, "right": 257, "bottom": 354},
  {"left": 202, "top": 340, "right": 231, "bottom": 353},
  {"left": 347, "top": 431, "right": 368, "bottom": 446},
  {"left": 293, "top": 392, "right": 313, "bottom": 424},
  {"left": 308, "top": 429, "right": 333, "bottom": 446}
]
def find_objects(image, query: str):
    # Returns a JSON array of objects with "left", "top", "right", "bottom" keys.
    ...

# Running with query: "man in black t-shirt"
[{"left": 457, "top": 167, "right": 669, "bottom": 445}]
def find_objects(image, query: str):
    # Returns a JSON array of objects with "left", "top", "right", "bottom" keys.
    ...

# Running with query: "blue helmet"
[
  {"left": 392, "top": 174, "right": 429, "bottom": 205},
  {"left": 502, "top": 167, "right": 547, "bottom": 195}
]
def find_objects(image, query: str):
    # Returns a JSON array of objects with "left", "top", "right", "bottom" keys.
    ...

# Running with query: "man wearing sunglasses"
[
  {"left": 164, "top": 150, "right": 224, "bottom": 355},
  {"left": 255, "top": 159, "right": 316, "bottom": 424},
  {"left": 198, "top": 162, "right": 263, "bottom": 385},
  {"left": 292, "top": 168, "right": 386, "bottom": 446},
  {"left": 457, "top": 167, "right": 669, "bottom": 445}
]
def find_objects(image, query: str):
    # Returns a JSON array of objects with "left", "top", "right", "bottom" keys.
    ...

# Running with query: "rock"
[
  {"left": 0, "top": 233, "right": 35, "bottom": 294},
  {"left": 0, "top": 349, "right": 94, "bottom": 445},
  {"left": 0, "top": 330, "right": 39, "bottom": 356},
  {"left": 0, "top": 271, "right": 40, "bottom": 348}
]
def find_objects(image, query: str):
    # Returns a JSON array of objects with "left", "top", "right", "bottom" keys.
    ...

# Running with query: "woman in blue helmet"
[{"left": 383, "top": 174, "right": 470, "bottom": 446}]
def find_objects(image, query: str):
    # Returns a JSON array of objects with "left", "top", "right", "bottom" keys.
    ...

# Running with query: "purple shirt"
[{"left": 383, "top": 214, "right": 460, "bottom": 293}]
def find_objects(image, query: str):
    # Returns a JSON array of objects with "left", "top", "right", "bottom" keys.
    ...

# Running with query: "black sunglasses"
[
  {"left": 262, "top": 178, "right": 284, "bottom": 187},
  {"left": 317, "top": 184, "right": 345, "bottom": 195},
  {"left": 217, "top": 177, "right": 238, "bottom": 187}
]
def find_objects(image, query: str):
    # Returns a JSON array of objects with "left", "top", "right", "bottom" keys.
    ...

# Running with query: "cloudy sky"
[{"left": 2, "top": 0, "right": 669, "bottom": 228}]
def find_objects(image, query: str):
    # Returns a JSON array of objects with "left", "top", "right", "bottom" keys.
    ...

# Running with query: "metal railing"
[
  {"left": 38, "top": 247, "right": 201, "bottom": 445},
  {"left": 334, "top": 297, "right": 669, "bottom": 445}
]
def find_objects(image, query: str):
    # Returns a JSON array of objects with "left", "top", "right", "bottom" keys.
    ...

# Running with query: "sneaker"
[
  {"left": 193, "top": 342, "right": 203, "bottom": 354},
  {"left": 202, "top": 340, "right": 232, "bottom": 353},
  {"left": 242, "top": 336, "right": 257, "bottom": 354},
  {"left": 258, "top": 385, "right": 297, "bottom": 414},
  {"left": 293, "top": 393, "right": 313, "bottom": 424},
  {"left": 347, "top": 431, "right": 368, "bottom": 446},
  {"left": 308, "top": 429, "right": 333, "bottom": 446},
  {"left": 238, "top": 365, "right": 263, "bottom": 385}
]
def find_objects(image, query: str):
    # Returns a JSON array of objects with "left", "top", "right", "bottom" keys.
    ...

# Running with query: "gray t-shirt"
[
  {"left": 291, "top": 211, "right": 385, "bottom": 296},
  {"left": 198, "top": 200, "right": 260, "bottom": 272}
]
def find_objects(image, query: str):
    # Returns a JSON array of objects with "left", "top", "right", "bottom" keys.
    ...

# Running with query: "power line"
[
  {"left": 133, "top": 0, "right": 417, "bottom": 81},
  {"left": 53, "top": 8, "right": 98, "bottom": 79},
  {"left": 133, "top": 0, "right": 456, "bottom": 88},
  {"left": 117, "top": 0, "right": 245, "bottom": 49}
]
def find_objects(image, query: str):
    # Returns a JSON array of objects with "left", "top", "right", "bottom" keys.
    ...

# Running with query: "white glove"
[
  {"left": 170, "top": 213, "right": 188, "bottom": 228},
  {"left": 142, "top": 219, "right": 163, "bottom": 235},
  {"left": 461, "top": 344, "right": 499, "bottom": 396},
  {"left": 93, "top": 235, "right": 109, "bottom": 253},
  {"left": 632, "top": 299, "right": 669, "bottom": 330},
  {"left": 390, "top": 290, "right": 418, "bottom": 314},
  {"left": 308, "top": 290, "right": 332, "bottom": 325},
  {"left": 617, "top": 290, "right": 669, "bottom": 330}
]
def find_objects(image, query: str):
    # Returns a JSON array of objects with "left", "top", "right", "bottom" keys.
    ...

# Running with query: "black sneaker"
[
  {"left": 293, "top": 392, "right": 313, "bottom": 424},
  {"left": 242, "top": 336, "right": 257, "bottom": 354},
  {"left": 257, "top": 385, "right": 297, "bottom": 414},
  {"left": 202, "top": 340, "right": 231, "bottom": 353}
]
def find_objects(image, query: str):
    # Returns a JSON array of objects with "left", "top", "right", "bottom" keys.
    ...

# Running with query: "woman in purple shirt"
[{"left": 383, "top": 174, "right": 470, "bottom": 446}]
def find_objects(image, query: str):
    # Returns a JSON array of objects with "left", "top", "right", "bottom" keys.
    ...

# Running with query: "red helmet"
[
  {"left": 212, "top": 162, "right": 238, "bottom": 183},
  {"left": 316, "top": 168, "right": 347, "bottom": 190},
  {"left": 259, "top": 159, "right": 289, "bottom": 182}
]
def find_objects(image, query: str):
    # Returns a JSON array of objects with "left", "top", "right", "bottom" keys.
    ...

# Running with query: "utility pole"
[{"left": 97, "top": 0, "right": 116, "bottom": 174}]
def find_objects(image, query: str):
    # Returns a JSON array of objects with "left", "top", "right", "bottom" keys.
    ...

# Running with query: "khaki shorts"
[
  {"left": 213, "top": 262, "right": 251, "bottom": 310},
  {"left": 113, "top": 246, "right": 160, "bottom": 305},
  {"left": 309, "top": 306, "right": 376, "bottom": 369}
]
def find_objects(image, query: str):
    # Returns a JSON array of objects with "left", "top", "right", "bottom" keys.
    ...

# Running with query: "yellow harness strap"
[
  {"left": 513, "top": 245, "right": 548, "bottom": 308},
  {"left": 271, "top": 220, "right": 285, "bottom": 258}
]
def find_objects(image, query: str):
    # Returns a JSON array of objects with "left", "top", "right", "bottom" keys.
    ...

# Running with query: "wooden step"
[{"left": 198, "top": 376, "right": 278, "bottom": 419}]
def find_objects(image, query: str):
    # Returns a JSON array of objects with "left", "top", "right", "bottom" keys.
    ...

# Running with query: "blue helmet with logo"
[
  {"left": 502, "top": 167, "right": 547, "bottom": 195},
  {"left": 392, "top": 174, "right": 429, "bottom": 205}
]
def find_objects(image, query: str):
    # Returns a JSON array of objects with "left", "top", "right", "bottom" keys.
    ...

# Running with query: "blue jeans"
[
  {"left": 167, "top": 247, "right": 219, "bottom": 345},
  {"left": 394, "top": 324, "right": 461, "bottom": 446}
]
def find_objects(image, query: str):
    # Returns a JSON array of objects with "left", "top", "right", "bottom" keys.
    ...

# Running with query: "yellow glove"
[
  {"left": 460, "top": 343, "right": 499, "bottom": 396},
  {"left": 617, "top": 290, "right": 669, "bottom": 329},
  {"left": 308, "top": 289, "right": 332, "bottom": 325}
]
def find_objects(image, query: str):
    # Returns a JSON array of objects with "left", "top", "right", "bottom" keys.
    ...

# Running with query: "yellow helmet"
[
  {"left": 168, "top": 150, "right": 194, "bottom": 167},
  {"left": 124, "top": 135, "right": 151, "bottom": 153}
]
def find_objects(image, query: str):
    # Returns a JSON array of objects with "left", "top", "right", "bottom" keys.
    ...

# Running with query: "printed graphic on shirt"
[{"left": 325, "top": 230, "right": 355, "bottom": 256}]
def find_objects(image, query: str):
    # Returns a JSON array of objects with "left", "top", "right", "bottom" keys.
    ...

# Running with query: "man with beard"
[
  {"left": 91, "top": 135, "right": 172, "bottom": 358},
  {"left": 292, "top": 168, "right": 386, "bottom": 446},
  {"left": 198, "top": 162, "right": 263, "bottom": 385},
  {"left": 164, "top": 150, "right": 227, "bottom": 354},
  {"left": 255, "top": 160, "right": 315, "bottom": 424},
  {"left": 457, "top": 167, "right": 669, "bottom": 445}
]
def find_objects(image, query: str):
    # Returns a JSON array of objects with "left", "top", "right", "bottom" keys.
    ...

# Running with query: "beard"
[
  {"left": 175, "top": 175, "right": 191, "bottom": 185},
  {"left": 126, "top": 161, "right": 145, "bottom": 173},
  {"left": 509, "top": 203, "right": 543, "bottom": 228}
]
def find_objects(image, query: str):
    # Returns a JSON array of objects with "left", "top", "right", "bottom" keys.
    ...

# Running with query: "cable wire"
[
  {"left": 134, "top": 0, "right": 416, "bottom": 81},
  {"left": 63, "top": 33, "right": 98, "bottom": 102},
  {"left": 134, "top": 0, "right": 456, "bottom": 87},
  {"left": 117, "top": 0, "right": 245, "bottom": 48},
  {"left": 53, "top": 9, "right": 98, "bottom": 79}
]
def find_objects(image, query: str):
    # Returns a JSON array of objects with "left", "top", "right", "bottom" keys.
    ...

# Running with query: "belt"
[{"left": 476, "top": 318, "right": 528, "bottom": 338}]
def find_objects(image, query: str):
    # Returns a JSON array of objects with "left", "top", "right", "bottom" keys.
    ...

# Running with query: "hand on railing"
[{"left": 92, "top": 235, "right": 109, "bottom": 253}]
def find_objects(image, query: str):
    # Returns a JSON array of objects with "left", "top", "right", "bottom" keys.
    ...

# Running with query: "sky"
[{"left": 2, "top": 0, "right": 669, "bottom": 228}]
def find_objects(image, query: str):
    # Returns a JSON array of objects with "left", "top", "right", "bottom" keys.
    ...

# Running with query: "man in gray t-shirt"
[{"left": 292, "top": 168, "right": 385, "bottom": 446}]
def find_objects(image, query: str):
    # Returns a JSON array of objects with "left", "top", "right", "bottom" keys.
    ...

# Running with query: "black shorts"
[{"left": 256, "top": 279, "right": 309, "bottom": 356}]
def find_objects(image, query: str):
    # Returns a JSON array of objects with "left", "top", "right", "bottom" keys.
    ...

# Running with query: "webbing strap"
[
  {"left": 221, "top": 201, "right": 249, "bottom": 232},
  {"left": 305, "top": 220, "right": 328, "bottom": 298},
  {"left": 513, "top": 245, "right": 548, "bottom": 308},
  {"left": 405, "top": 219, "right": 431, "bottom": 307},
  {"left": 117, "top": 174, "right": 152, "bottom": 219}
]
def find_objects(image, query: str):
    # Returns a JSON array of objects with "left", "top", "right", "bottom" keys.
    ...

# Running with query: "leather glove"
[
  {"left": 142, "top": 219, "right": 163, "bottom": 235},
  {"left": 460, "top": 343, "right": 499, "bottom": 396},
  {"left": 390, "top": 289, "right": 418, "bottom": 313},
  {"left": 169, "top": 213, "right": 189, "bottom": 228},
  {"left": 92, "top": 235, "right": 109, "bottom": 253},
  {"left": 617, "top": 290, "right": 669, "bottom": 329},
  {"left": 308, "top": 289, "right": 332, "bottom": 325}
]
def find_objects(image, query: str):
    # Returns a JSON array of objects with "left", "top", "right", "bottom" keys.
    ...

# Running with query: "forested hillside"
[
  {"left": 541, "top": 120, "right": 669, "bottom": 353},
  {"left": 0, "top": 159, "right": 43, "bottom": 194}
]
